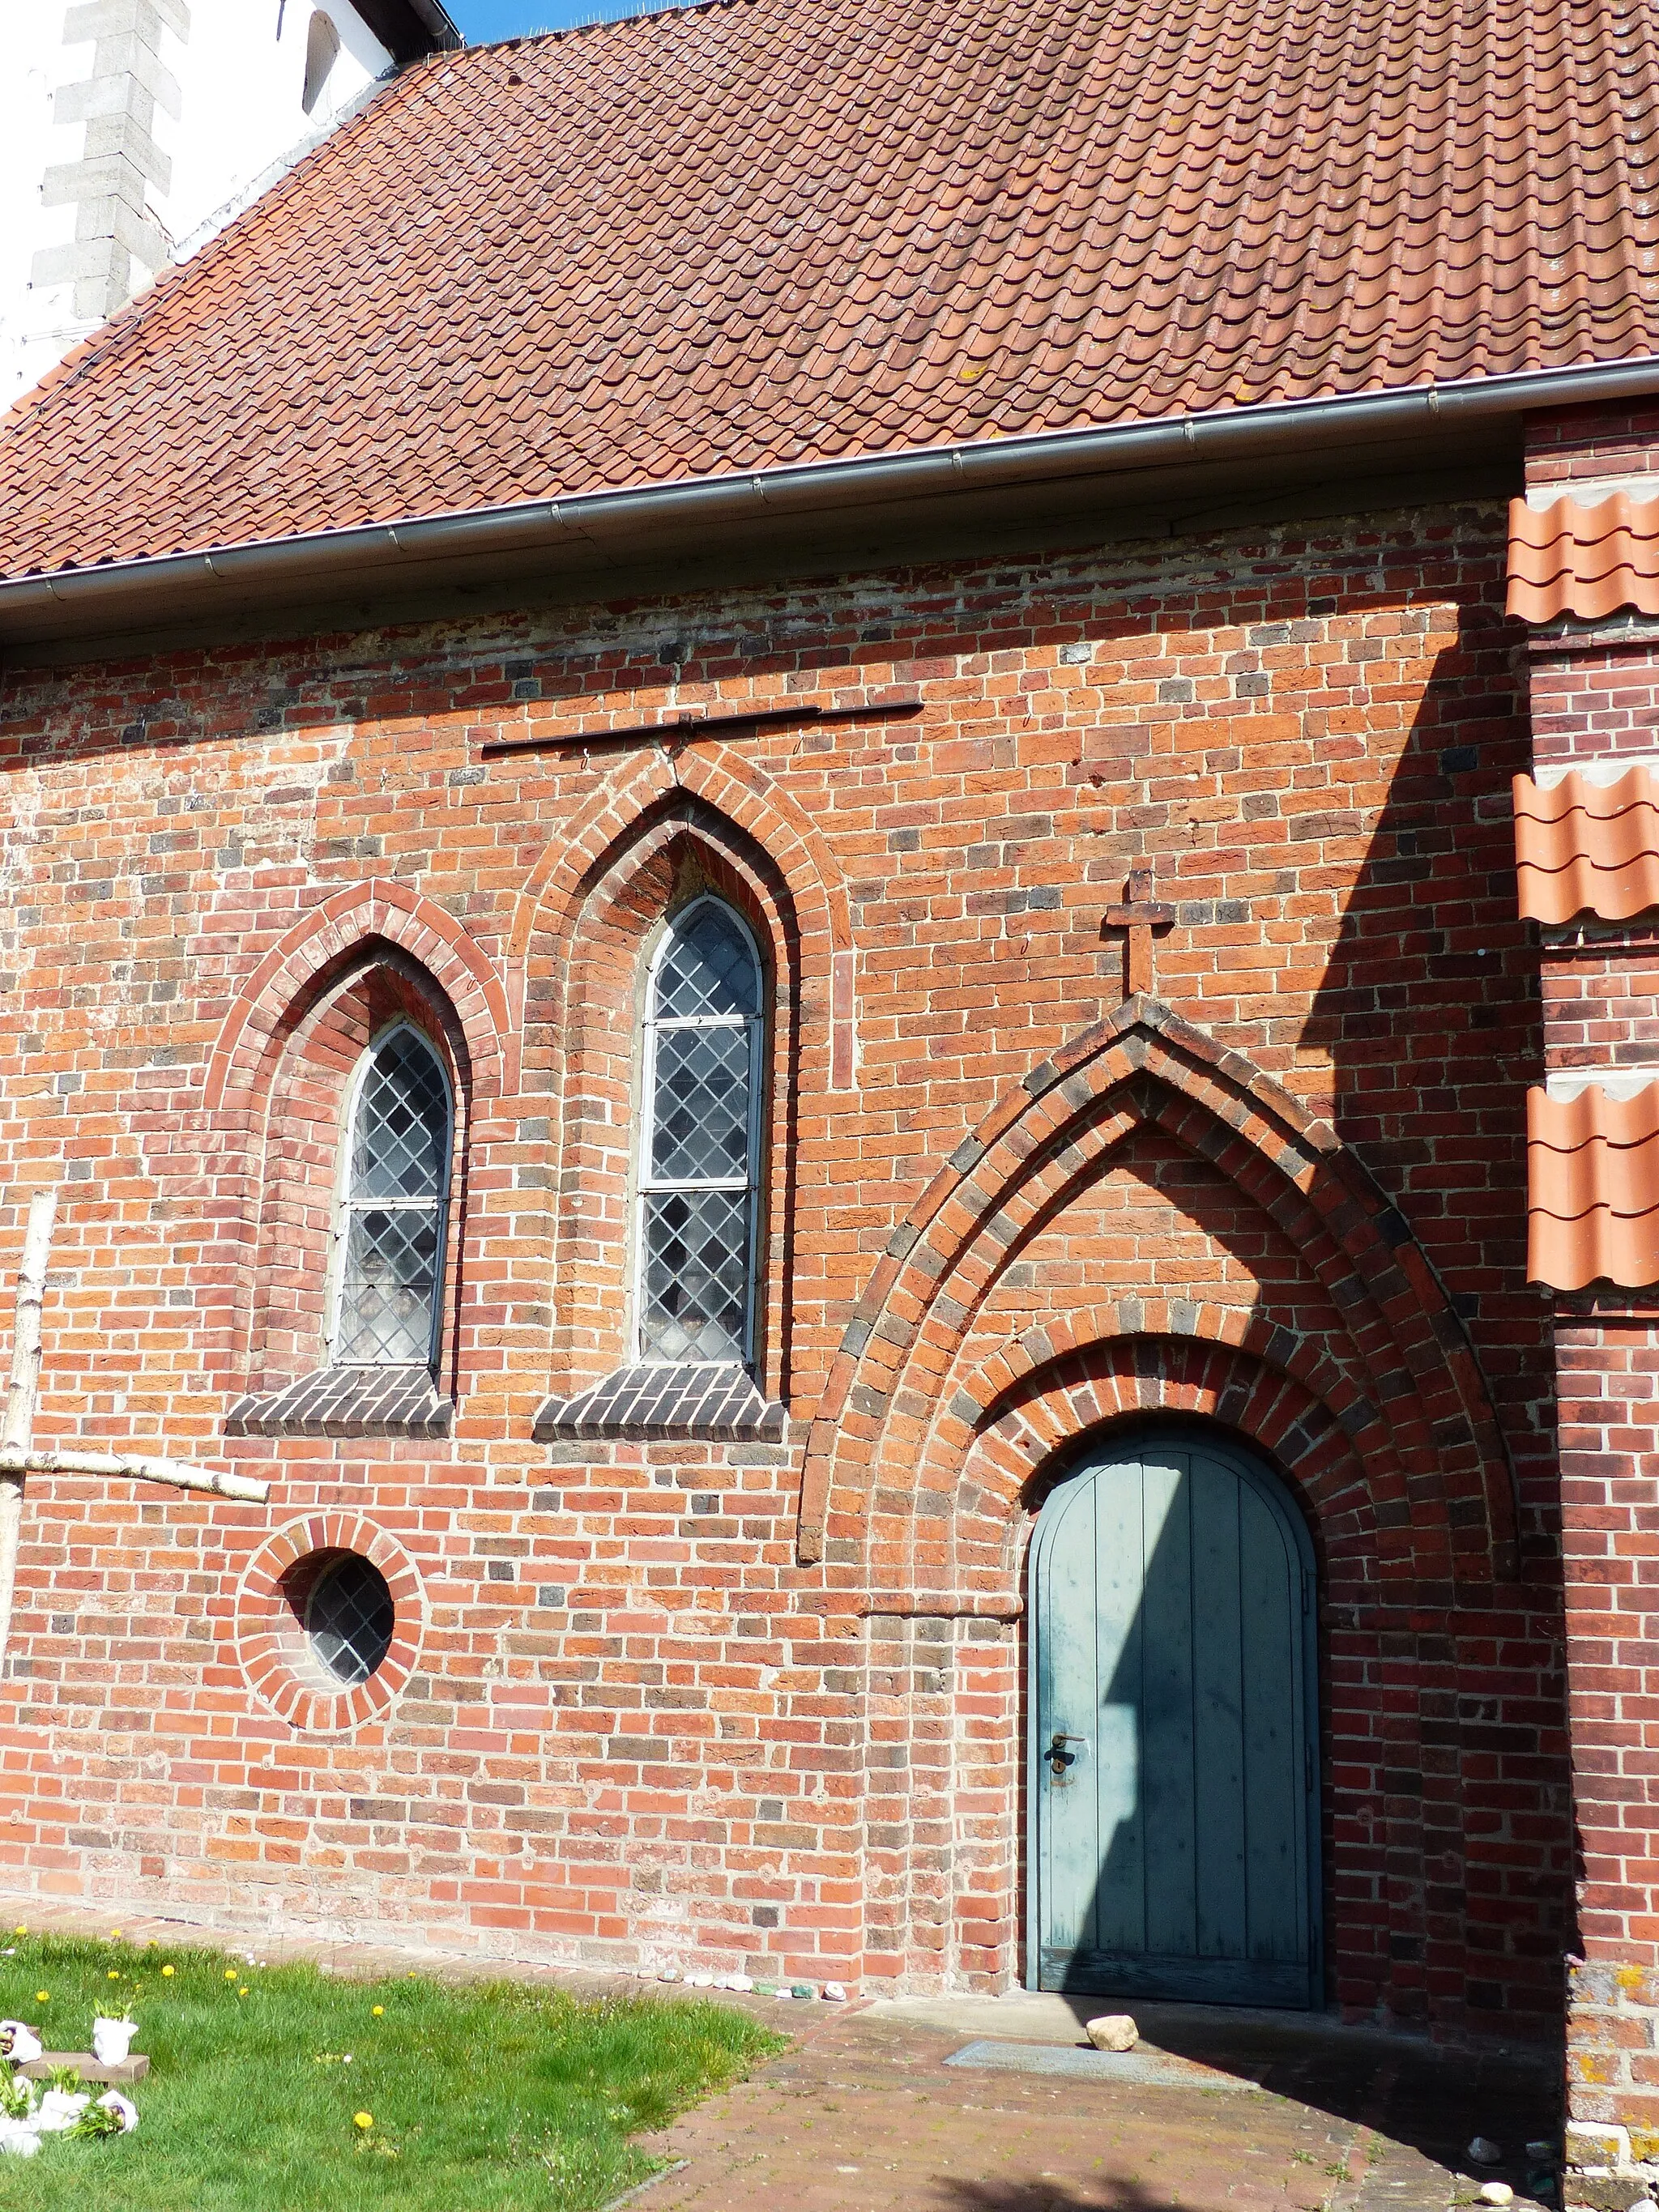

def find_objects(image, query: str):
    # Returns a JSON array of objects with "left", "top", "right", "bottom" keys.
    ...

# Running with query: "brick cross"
[{"left": 1101, "top": 867, "right": 1174, "bottom": 996}]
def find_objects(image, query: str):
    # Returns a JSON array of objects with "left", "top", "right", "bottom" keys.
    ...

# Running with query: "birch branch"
[
  {"left": 0, "top": 1191, "right": 58, "bottom": 1666},
  {"left": 0, "top": 1449, "right": 268, "bottom": 1504}
]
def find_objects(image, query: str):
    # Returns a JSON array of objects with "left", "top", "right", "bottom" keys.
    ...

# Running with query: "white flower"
[
  {"left": 0, "top": 2117, "right": 41, "bottom": 2159},
  {"left": 35, "top": 2089, "right": 89, "bottom": 2133},
  {"left": 0, "top": 2023, "right": 41, "bottom": 2065},
  {"left": 96, "top": 2091, "right": 139, "bottom": 2134}
]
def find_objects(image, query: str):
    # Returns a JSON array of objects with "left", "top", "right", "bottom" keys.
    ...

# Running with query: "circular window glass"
[{"left": 305, "top": 1555, "right": 394, "bottom": 1686}]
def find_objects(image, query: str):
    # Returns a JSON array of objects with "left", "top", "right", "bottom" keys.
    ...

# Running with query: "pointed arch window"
[
  {"left": 636, "top": 899, "right": 762, "bottom": 1366},
  {"left": 331, "top": 1024, "right": 452, "bottom": 1367}
]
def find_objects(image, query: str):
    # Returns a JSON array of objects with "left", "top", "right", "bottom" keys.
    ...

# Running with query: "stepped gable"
[{"left": 2, "top": 0, "right": 1659, "bottom": 580}]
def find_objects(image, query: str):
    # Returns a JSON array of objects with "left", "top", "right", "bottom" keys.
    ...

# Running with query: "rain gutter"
[{"left": 6, "top": 355, "right": 1659, "bottom": 650}]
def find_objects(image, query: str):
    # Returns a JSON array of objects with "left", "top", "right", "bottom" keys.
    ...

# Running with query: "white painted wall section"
[{"left": 2, "top": 2, "right": 399, "bottom": 405}]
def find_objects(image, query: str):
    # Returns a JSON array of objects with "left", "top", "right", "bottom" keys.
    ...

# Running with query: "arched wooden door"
[{"left": 1027, "top": 1425, "right": 1320, "bottom": 2007}]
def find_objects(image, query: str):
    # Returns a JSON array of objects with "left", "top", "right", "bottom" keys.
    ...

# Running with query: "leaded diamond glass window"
[
  {"left": 305, "top": 1554, "right": 394, "bottom": 1686},
  {"left": 332, "top": 1025, "right": 451, "bottom": 1366},
  {"left": 637, "top": 900, "right": 761, "bottom": 1364}
]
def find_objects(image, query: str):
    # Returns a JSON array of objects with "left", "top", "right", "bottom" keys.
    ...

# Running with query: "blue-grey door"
[{"left": 1028, "top": 1425, "right": 1320, "bottom": 2007}]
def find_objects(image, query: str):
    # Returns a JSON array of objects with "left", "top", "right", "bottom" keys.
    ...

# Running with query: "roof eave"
[
  {"left": 353, "top": 0, "right": 461, "bottom": 62},
  {"left": 6, "top": 356, "right": 1659, "bottom": 658}
]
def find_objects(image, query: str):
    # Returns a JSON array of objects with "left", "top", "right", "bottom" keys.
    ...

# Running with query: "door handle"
[{"left": 1048, "top": 1732, "right": 1087, "bottom": 1780}]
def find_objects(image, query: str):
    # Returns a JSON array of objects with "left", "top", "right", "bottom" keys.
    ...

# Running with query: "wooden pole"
[{"left": 0, "top": 1191, "right": 55, "bottom": 1669}]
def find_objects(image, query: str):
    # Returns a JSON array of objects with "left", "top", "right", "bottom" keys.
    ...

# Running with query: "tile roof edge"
[
  {"left": 0, "top": 58, "right": 438, "bottom": 445},
  {"left": 8, "top": 352, "right": 1659, "bottom": 646}
]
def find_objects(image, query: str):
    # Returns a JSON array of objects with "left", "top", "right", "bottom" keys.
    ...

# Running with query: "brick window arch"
[
  {"left": 533, "top": 833, "right": 789, "bottom": 1443},
  {"left": 227, "top": 952, "right": 468, "bottom": 1440}
]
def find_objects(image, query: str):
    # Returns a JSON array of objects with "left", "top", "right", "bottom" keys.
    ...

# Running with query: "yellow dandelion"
[
  {"left": 224, "top": 1969, "right": 237, "bottom": 1981},
  {"left": 12, "top": 1926, "right": 23, "bottom": 1937},
  {"left": 238, "top": 1988, "right": 249, "bottom": 1999},
  {"left": 354, "top": 2112, "right": 373, "bottom": 2130},
  {"left": 34, "top": 1993, "right": 47, "bottom": 2005},
  {"left": 161, "top": 1965, "right": 175, "bottom": 1978},
  {"left": 371, "top": 2005, "right": 384, "bottom": 2017},
  {"left": 108, "top": 1970, "right": 121, "bottom": 1980},
  {"left": 109, "top": 1927, "right": 122, "bottom": 1938}
]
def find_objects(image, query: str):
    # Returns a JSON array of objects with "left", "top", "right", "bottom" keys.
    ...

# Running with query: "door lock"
[{"left": 1048, "top": 1732, "right": 1086, "bottom": 1780}]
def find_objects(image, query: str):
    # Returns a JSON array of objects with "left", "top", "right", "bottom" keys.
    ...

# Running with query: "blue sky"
[{"left": 448, "top": 0, "right": 623, "bottom": 38}]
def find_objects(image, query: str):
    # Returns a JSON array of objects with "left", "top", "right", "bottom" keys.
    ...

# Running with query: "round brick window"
[{"left": 236, "top": 1515, "right": 423, "bottom": 1733}]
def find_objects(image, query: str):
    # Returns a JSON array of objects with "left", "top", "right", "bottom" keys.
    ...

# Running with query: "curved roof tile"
[
  {"left": 1528, "top": 1085, "right": 1659, "bottom": 1291},
  {"left": 1508, "top": 495, "right": 1659, "bottom": 622},
  {"left": 3, "top": 0, "right": 1659, "bottom": 578},
  {"left": 1513, "top": 767, "right": 1659, "bottom": 923}
]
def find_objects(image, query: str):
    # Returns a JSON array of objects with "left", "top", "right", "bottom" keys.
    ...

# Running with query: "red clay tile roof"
[
  {"left": 5, "top": 0, "right": 1659, "bottom": 581},
  {"left": 1529, "top": 1085, "right": 1659, "bottom": 1290},
  {"left": 1513, "top": 768, "right": 1659, "bottom": 924},
  {"left": 1508, "top": 496, "right": 1659, "bottom": 623}
]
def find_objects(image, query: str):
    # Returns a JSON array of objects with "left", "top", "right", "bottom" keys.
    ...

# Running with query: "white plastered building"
[{"left": 1, "top": 0, "right": 457, "bottom": 403}]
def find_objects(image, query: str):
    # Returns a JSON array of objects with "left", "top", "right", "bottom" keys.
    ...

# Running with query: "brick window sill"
[
  {"left": 532, "top": 1362, "right": 786, "bottom": 1442},
  {"left": 226, "top": 1365, "right": 454, "bottom": 1439}
]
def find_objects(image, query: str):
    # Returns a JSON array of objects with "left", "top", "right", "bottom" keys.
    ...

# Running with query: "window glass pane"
[
  {"left": 650, "top": 1024, "right": 752, "bottom": 1183},
  {"left": 306, "top": 1555, "right": 394, "bottom": 1686},
  {"left": 350, "top": 1029, "right": 448, "bottom": 1200},
  {"left": 337, "top": 1205, "right": 440, "bottom": 1363},
  {"left": 639, "top": 1188, "right": 750, "bottom": 1362},
  {"left": 653, "top": 905, "right": 760, "bottom": 1021}
]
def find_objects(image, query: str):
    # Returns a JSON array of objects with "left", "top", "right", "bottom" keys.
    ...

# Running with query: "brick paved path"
[
  {"left": 638, "top": 2005, "right": 1529, "bottom": 2212},
  {"left": 0, "top": 1894, "right": 1554, "bottom": 2212}
]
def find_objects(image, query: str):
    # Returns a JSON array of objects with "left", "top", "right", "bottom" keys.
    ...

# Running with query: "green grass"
[{"left": 0, "top": 1926, "right": 785, "bottom": 2211}]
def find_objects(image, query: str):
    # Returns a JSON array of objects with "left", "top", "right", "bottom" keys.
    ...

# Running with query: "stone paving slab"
[{"left": 945, "top": 2037, "right": 1264, "bottom": 2091}]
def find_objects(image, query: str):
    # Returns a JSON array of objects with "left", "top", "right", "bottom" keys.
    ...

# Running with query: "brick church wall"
[
  {"left": 0, "top": 500, "right": 1567, "bottom": 2037},
  {"left": 1525, "top": 403, "right": 1659, "bottom": 2158}
]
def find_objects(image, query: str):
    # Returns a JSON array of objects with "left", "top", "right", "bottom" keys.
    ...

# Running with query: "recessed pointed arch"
[
  {"left": 797, "top": 996, "right": 1517, "bottom": 1579},
  {"left": 529, "top": 785, "right": 808, "bottom": 1400},
  {"left": 509, "top": 738, "right": 855, "bottom": 1089},
  {"left": 204, "top": 878, "right": 510, "bottom": 1111}
]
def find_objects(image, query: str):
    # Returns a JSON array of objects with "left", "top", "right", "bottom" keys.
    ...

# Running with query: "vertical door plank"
[
  {"left": 1037, "top": 1475, "right": 1098, "bottom": 1966},
  {"left": 1238, "top": 1481, "right": 1304, "bottom": 1965},
  {"left": 1139, "top": 1446, "right": 1196, "bottom": 1961},
  {"left": 1032, "top": 1427, "right": 1318, "bottom": 2005},
  {"left": 1092, "top": 1455, "right": 1146, "bottom": 1958},
  {"left": 1190, "top": 1448, "right": 1247, "bottom": 1959}
]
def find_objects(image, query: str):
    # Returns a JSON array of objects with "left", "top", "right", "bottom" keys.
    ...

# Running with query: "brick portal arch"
[
  {"left": 798, "top": 995, "right": 1517, "bottom": 1579},
  {"left": 204, "top": 878, "right": 510, "bottom": 1110},
  {"left": 940, "top": 1326, "right": 1379, "bottom": 1607},
  {"left": 509, "top": 739, "right": 856, "bottom": 1089}
]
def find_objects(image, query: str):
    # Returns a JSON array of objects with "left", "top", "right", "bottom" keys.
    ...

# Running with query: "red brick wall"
[
  {"left": 0, "top": 500, "right": 1566, "bottom": 2035},
  {"left": 1556, "top": 1323, "right": 1659, "bottom": 2143},
  {"left": 1527, "top": 404, "right": 1659, "bottom": 2144},
  {"left": 1532, "top": 654, "right": 1659, "bottom": 768},
  {"left": 1527, "top": 403, "right": 1659, "bottom": 490}
]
